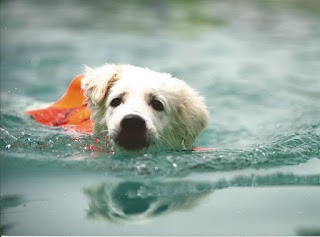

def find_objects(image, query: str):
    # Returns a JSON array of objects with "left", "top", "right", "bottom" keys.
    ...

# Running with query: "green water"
[{"left": 1, "top": 0, "right": 320, "bottom": 235}]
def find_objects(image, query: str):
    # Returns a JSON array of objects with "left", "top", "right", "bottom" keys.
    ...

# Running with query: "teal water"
[{"left": 1, "top": 0, "right": 320, "bottom": 235}]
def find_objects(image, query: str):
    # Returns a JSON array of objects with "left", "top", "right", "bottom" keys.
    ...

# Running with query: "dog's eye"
[
  {"left": 150, "top": 99, "right": 164, "bottom": 111},
  {"left": 110, "top": 98, "right": 122, "bottom": 107}
]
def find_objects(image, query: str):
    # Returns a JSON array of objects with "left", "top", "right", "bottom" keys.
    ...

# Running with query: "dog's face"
[{"left": 82, "top": 64, "right": 208, "bottom": 152}]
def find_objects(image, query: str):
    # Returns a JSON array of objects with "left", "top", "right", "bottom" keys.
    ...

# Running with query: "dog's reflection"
[{"left": 83, "top": 180, "right": 212, "bottom": 223}]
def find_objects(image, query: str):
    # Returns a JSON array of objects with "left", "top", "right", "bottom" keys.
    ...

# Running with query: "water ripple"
[{"left": 1, "top": 120, "right": 319, "bottom": 178}]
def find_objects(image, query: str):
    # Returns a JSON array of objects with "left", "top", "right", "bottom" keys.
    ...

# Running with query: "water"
[{"left": 1, "top": 0, "right": 320, "bottom": 235}]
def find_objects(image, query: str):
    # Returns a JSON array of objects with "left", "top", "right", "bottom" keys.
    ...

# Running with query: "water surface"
[{"left": 1, "top": 0, "right": 320, "bottom": 235}]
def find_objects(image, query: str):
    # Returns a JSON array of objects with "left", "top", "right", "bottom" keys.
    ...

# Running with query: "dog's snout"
[
  {"left": 121, "top": 114, "right": 146, "bottom": 131},
  {"left": 117, "top": 114, "right": 148, "bottom": 151}
]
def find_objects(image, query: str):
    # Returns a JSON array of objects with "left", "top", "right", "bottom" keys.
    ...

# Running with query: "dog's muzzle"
[{"left": 117, "top": 114, "right": 149, "bottom": 151}]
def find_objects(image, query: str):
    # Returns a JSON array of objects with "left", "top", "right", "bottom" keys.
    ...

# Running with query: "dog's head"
[{"left": 81, "top": 64, "right": 208, "bottom": 152}]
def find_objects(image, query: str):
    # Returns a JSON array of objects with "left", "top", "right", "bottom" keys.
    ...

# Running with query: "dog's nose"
[
  {"left": 121, "top": 114, "right": 146, "bottom": 131},
  {"left": 118, "top": 114, "right": 148, "bottom": 151}
]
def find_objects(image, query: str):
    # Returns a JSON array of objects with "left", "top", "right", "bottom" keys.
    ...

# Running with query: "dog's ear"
[
  {"left": 173, "top": 87, "right": 209, "bottom": 149},
  {"left": 81, "top": 64, "right": 121, "bottom": 106}
]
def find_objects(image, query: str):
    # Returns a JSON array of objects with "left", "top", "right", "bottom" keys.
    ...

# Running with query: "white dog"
[{"left": 81, "top": 64, "right": 208, "bottom": 152}]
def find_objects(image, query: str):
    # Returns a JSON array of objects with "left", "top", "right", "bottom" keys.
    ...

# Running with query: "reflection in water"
[
  {"left": 0, "top": 194, "right": 25, "bottom": 235},
  {"left": 84, "top": 180, "right": 212, "bottom": 223},
  {"left": 296, "top": 227, "right": 320, "bottom": 236},
  {"left": 83, "top": 173, "right": 319, "bottom": 224}
]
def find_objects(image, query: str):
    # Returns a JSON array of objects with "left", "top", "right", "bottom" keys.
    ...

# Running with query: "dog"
[{"left": 81, "top": 64, "right": 208, "bottom": 152}]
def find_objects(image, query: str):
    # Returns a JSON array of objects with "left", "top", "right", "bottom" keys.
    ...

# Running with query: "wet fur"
[{"left": 81, "top": 64, "right": 208, "bottom": 152}]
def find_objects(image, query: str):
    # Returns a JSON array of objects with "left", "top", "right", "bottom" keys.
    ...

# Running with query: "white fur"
[{"left": 81, "top": 64, "right": 208, "bottom": 152}]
